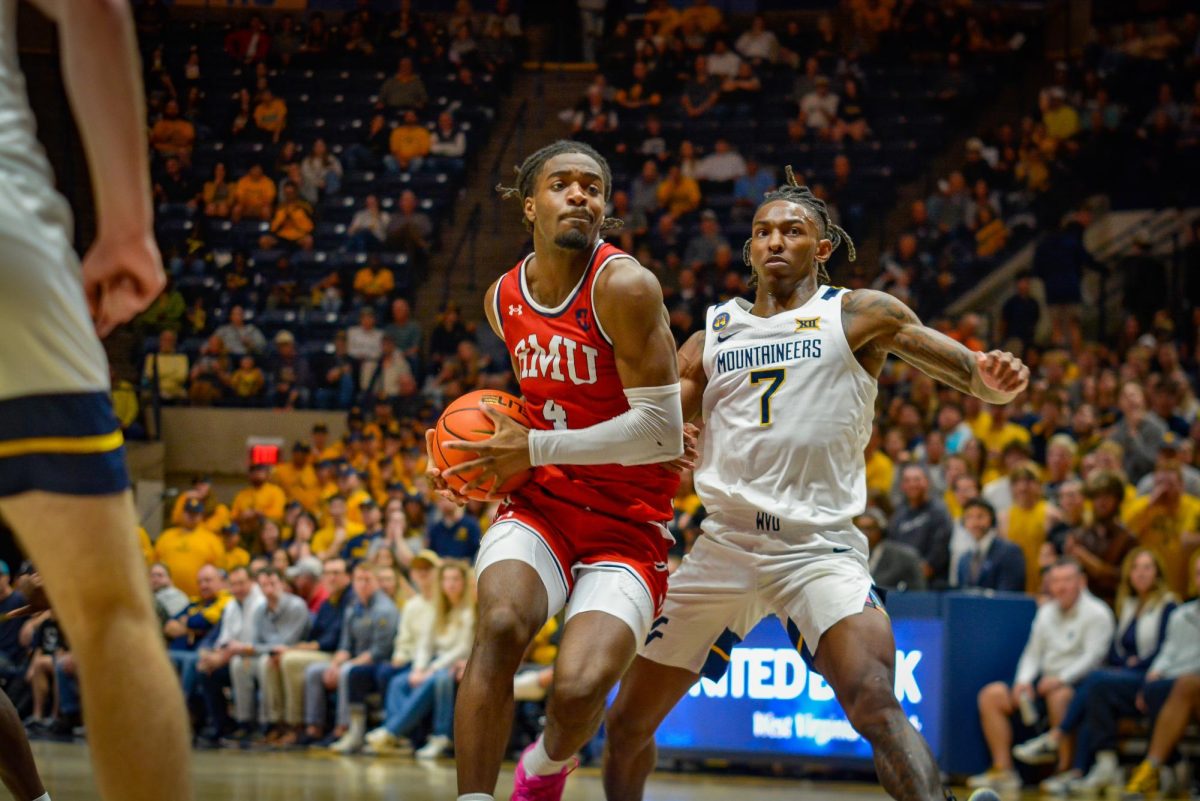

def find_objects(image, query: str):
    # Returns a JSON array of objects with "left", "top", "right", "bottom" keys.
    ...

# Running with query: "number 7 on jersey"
[{"left": 749, "top": 369, "right": 786, "bottom": 426}]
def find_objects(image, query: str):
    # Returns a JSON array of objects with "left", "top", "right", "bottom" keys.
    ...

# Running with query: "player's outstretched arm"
[
  {"left": 26, "top": 0, "right": 164, "bottom": 334},
  {"left": 843, "top": 289, "right": 1028, "bottom": 404}
]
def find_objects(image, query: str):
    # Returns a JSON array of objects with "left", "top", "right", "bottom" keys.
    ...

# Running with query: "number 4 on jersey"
[
  {"left": 544, "top": 399, "right": 569, "bottom": 430},
  {"left": 749, "top": 369, "right": 785, "bottom": 426}
]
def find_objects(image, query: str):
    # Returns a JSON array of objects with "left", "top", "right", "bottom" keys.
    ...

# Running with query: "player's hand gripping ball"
[{"left": 429, "top": 390, "right": 534, "bottom": 501}]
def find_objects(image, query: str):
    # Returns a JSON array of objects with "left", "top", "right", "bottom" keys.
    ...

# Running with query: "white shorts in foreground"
[{"left": 642, "top": 527, "right": 877, "bottom": 674}]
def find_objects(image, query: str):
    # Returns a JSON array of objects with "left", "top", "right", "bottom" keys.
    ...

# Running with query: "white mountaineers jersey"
[{"left": 695, "top": 287, "right": 877, "bottom": 540}]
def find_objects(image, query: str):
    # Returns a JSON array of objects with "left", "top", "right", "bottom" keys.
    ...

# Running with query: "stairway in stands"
[{"left": 415, "top": 68, "right": 595, "bottom": 324}]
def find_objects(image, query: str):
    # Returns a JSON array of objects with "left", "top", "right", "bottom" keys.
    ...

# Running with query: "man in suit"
[
  {"left": 856, "top": 508, "right": 926, "bottom": 591},
  {"left": 957, "top": 498, "right": 1026, "bottom": 592}
]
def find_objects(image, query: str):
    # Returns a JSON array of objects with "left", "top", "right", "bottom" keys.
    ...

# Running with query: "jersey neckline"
[
  {"left": 726, "top": 285, "right": 835, "bottom": 325},
  {"left": 518, "top": 239, "right": 605, "bottom": 317}
]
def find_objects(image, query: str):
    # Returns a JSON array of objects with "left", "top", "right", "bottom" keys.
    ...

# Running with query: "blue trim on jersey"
[
  {"left": 699, "top": 627, "right": 743, "bottom": 681},
  {"left": 784, "top": 618, "right": 820, "bottom": 672},
  {"left": 0, "top": 449, "right": 130, "bottom": 497},
  {"left": 0, "top": 392, "right": 120, "bottom": 442}
]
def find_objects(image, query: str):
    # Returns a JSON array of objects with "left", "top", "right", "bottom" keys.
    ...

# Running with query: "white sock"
[
  {"left": 31, "top": 794, "right": 50, "bottom": 801},
  {"left": 458, "top": 795, "right": 493, "bottom": 801},
  {"left": 522, "top": 735, "right": 568, "bottom": 777}
]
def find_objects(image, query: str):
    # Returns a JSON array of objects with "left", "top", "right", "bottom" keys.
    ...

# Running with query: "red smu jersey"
[{"left": 494, "top": 240, "right": 678, "bottom": 523}]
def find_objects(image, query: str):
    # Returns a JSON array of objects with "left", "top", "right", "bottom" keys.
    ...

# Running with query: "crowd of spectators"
[
  {"left": 37, "top": 0, "right": 1199, "bottom": 782},
  {"left": 130, "top": 1, "right": 518, "bottom": 415},
  {"left": 565, "top": 0, "right": 1026, "bottom": 348},
  {"left": 877, "top": 11, "right": 1200, "bottom": 320}
]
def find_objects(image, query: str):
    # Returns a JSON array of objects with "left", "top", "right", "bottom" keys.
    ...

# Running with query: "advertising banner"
[{"left": 654, "top": 616, "right": 944, "bottom": 762}]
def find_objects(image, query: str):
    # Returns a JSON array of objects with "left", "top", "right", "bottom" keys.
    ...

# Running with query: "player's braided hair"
[
  {"left": 743, "top": 165, "right": 856, "bottom": 287},
  {"left": 496, "top": 139, "right": 624, "bottom": 234}
]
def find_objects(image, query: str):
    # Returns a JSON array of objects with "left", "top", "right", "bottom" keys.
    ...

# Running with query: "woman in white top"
[
  {"left": 365, "top": 561, "right": 475, "bottom": 752},
  {"left": 347, "top": 194, "right": 390, "bottom": 252},
  {"left": 1013, "top": 548, "right": 1177, "bottom": 792},
  {"left": 299, "top": 137, "right": 342, "bottom": 200}
]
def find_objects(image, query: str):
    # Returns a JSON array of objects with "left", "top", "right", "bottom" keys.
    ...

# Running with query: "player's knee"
[
  {"left": 604, "top": 704, "right": 656, "bottom": 754},
  {"left": 843, "top": 677, "right": 903, "bottom": 743},
  {"left": 550, "top": 670, "right": 614, "bottom": 722},
  {"left": 476, "top": 604, "right": 540, "bottom": 657},
  {"left": 56, "top": 581, "right": 155, "bottom": 653}
]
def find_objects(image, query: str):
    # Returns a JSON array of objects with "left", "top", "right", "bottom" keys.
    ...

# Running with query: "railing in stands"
[
  {"left": 490, "top": 99, "right": 529, "bottom": 235},
  {"left": 442, "top": 201, "right": 483, "bottom": 307}
]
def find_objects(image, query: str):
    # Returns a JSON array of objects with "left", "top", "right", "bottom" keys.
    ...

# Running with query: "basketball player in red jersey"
[{"left": 427, "top": 140, "right": 685, "bottom": 801}]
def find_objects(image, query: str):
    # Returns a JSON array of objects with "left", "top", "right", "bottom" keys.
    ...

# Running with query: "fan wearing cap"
[
  {"left": 335, "top": 464, "right": 373, "bottom": 526},
  {"left": 312, "top": 496, "right": 367, "bottom": 561},
  {"left": 1060, "top": 471, "right": 1136, "bottom": 605},
  {"left": 1000, "top": 462, "right": 1064, "bottom": 594},
  {"left": 343, "top": 432, "right": 370, "bottom": 475},
  {"left": 268, "top": 330, "right": 313, "bottom": 406},
  {"left": 311, "top": 423, "right": 342, "bottom": 463},
  {"left": 271, "top": 441, "right": 322, "bottom": 515},
  {"left": 1122, "top": 449, "right": 1200, "bottom": 597},
  {"left": 221, "top": 524, "right": 251, "bottom": 572},
  {"left": 361, "top": 431, "right": 383, "bottom": 470},
  {"left": 232, "top": 463, "right": 289, "bottom": 531},
  {"left": 314, "top": 459, "right": 340, "bottom": 515},
  {"left": 341, "top": 498, "right": 385, "bottom": 562},
  {"left": 170, "top": 475, "right": 231, "bottom": 533},
  {"left": 368, "top": 457, "right": 401, "bottom": 505},
  {"left": 286, "top": 557, "right": 331, "bottom": 614},
  {"left": 155, "top": 499, "right": 228, "bottom": 599}
]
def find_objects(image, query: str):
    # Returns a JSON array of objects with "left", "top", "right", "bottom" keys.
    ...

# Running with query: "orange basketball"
[{"left": 430, "top": 389, "right": 534, "bottom": 500}]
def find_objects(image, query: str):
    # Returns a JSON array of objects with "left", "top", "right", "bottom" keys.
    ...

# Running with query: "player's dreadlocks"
[
  {"left": 743, "top": 165, "right": 856, "bottom": 287},
  {"left": 496, "top": 139, "right": 623, "bottom": 233}
]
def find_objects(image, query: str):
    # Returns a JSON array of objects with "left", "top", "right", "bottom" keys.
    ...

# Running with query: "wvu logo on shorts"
[
  {"left": 644, "top": 615, "right": 669, "bottom": 646},
  {"left": 794, "top": 317, "right": 820, "bottom": 332},
  {"left": 712, "top": 312, "right": 731, "bottom": 332}
]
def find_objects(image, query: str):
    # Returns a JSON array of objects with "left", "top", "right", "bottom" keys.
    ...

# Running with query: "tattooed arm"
[{"left": 842, "top": 289, "right": 1029, "bottom": 404}]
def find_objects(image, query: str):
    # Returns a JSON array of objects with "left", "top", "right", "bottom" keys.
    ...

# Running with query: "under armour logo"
[{"left": 508, "top": 304, "right": 523, "bottom": 316}]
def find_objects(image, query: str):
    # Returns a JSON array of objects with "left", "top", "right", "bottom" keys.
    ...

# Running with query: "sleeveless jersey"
[
  {"left": 694, "top": 287, "right": 878, "bottom": 538},
  {"left": 494, "top": 240, "right": 678, "bottom": 524}
]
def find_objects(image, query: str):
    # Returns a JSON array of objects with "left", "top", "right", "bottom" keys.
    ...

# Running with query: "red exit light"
[{"left": 249, "top": 444, "right": 280, "bottom": 466}]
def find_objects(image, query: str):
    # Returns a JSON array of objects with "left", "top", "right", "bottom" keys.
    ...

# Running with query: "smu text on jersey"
[{"left": 512, "top": 334, "right": 600, "bottom": 385}]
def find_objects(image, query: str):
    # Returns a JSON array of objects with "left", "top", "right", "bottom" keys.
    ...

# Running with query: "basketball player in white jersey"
[
  {"left": 0, "top": 2, "right": 192, "bottom": 800},
  {"left": 602, "top": 168, "right": 1028, "bottom": 801}
]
